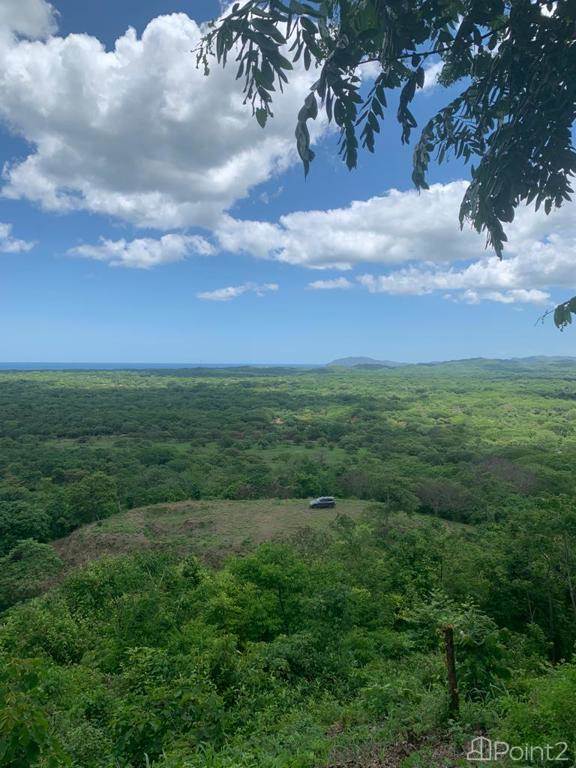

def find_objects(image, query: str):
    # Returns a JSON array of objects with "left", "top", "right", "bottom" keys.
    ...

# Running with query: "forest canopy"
[{"left": 2, "top": 364, "right": 576, "bottom": 766}]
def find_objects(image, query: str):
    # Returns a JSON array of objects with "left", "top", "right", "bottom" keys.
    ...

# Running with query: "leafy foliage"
[
  {"left": 0, "top": 508, "right": 575, "bottom": 766},
  {"left": 0, "top": 540, "right": 63, "bottom": 612},
  {"left": 200, "top": 0, "right": 576, "bottom": 318},
  {"left": 0, "top": 658, "right": 69, "bottom": 768},
  {"left": 550, "top": 295, "right": 576, "bottom": 330}
]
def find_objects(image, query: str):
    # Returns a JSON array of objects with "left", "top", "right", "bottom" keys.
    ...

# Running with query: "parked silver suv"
[{"left": 309, "top": 496, "right": 336, "bottom": 509}]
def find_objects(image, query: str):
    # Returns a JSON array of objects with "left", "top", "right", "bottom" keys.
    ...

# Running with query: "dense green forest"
[{"left": 2, "top": 361, "right": 576, "bottom": 766}]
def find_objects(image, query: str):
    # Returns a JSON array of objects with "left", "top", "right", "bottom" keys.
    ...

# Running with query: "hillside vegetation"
[
  {"left": 51, "top": 499, "right": 369, "bottom": 573},
  {"left": 2, "top": 362, "right": 576, "bottom": 766}
]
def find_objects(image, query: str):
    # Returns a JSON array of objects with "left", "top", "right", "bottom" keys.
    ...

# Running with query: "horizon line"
[{"left": 0, "top": 355, "right": 574, "bottom": 371}]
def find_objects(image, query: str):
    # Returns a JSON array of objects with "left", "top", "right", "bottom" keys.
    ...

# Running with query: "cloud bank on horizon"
[{"left": 0, "top": 0, "right": 574, "bottom": 306}]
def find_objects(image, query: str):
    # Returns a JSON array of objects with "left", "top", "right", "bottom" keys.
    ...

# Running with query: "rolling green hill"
[
  {"left": 328, "top": 356, "right": 403, "bottom": 367},
  {"left": 51, "top": 498, "right": 369, "bottom": 573}
]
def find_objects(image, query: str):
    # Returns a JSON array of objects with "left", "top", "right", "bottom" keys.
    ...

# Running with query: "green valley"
[{"left": 2, "top": 361, "right": 576, "bottom": 767}]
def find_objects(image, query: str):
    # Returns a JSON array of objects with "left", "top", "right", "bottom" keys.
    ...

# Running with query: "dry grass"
[
  {"left": 327, "top": 732, "right": 470, "bottom": 767},
  {"left": 52, "top": 498, "right": 368, "bottom": 573}
]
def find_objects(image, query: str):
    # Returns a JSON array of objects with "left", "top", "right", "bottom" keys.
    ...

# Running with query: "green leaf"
[{"left": 256, "top": 108, "right": 268, "bottom": 128}]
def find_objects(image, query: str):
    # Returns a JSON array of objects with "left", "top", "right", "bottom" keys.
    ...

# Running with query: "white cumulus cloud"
[
  {"left": 197, "top": 282, "right": 279, "bottom": 301},
  {"left": 308, "top": 277, "right": 353, "bottom": 290},
  {"left": 359, "top": 269, "right": 551, "bottom": 305},
  {"left": 0, "top": 0, "right": 57, "bottom": 41},
  {"left": 0, "top": 9, "right": 320, "bottom": 229},
  {"left": 0, "top": 222, "right": 35, "bottom": 253},
  {"left": 354, "top": 201, "right": 576, "bottom": 304},
  {"left": 217, "top": 182, "right": 479, "bottom": 269},
  {"left": 218, "top": 181, "right": 576, "bottom": 304},
  {"left": 459, "top": 289, "right": 550, "bottom": 305},
  {"left": 69, "top": 234, "right": 214, "bottom": 269}
]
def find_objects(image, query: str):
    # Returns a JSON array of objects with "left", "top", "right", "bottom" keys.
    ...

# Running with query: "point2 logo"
[{"left": 467, "top": 736, "right": 571, "bottom": 764}]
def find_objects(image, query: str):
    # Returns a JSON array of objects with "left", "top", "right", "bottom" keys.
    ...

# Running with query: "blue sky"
[{"left": 0, "top": 0, "right": 574, "bottom": 364}]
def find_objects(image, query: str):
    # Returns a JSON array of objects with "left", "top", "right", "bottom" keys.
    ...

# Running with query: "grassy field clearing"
[{"left": 52, "top": 498, "right": 369, "bottom": 571}]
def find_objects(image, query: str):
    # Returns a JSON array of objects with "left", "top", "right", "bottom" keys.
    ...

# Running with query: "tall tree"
[{"left": 199, "top": 0, "right": 576, "bottom": 327}]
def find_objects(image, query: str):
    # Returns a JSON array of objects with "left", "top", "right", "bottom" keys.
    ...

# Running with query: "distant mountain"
[
  {"left": 327, "top": 355, "right": 576, "bottom": 373},
  {"left": 407, "top": 356, "right": 576, "bottom": 379},
  {"left": 420, "top": 356, "right": 576, "bottom": 369},
  {"left": 328, "top": 356, "right": 403, "bottom": 368}
]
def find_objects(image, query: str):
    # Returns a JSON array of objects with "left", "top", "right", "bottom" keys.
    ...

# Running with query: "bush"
[
  {"left": 0, "top": 540, "right": 63, "bottom": 611},
  {"left": 497, "top": 662, "right": 576, "bottom": 763},
  {"left": 0, "top": 503, "right": 51, "bottom": 556}
]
